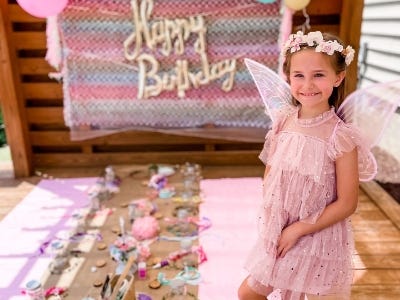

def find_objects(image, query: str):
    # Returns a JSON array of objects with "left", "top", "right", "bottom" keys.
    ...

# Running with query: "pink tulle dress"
[{"left": 244, "top": 106, "right": 377, "bottom": 299}]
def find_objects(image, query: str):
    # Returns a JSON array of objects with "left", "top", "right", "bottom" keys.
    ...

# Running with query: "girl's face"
[{"left": 289, "top": 49, "right": 345, "bottom": 113}]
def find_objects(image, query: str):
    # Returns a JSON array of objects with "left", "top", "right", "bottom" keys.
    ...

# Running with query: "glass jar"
[{"left": 25, "top": 280, "right": 45, "bottom": 300}]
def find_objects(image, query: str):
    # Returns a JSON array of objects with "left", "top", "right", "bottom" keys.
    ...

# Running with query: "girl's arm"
[{"left": 277, "top": 148, "right": 359, "bottom": 258}]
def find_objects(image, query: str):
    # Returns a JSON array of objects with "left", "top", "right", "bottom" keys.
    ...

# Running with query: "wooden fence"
[{"left": 0, "top": 0, "right": 364, "bottom": 177}]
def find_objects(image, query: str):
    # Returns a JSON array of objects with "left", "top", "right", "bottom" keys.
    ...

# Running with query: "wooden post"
[
  {"left": 0, "top": 2, "right": 32, "bottom": 177},
  {"left": 340, "top": 0, "right": 365, "bottom": 96}
]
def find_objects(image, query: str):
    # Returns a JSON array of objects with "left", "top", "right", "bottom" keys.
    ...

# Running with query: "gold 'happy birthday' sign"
[{"left": 124, "top": 0, "right": 237, "bottom": 99}]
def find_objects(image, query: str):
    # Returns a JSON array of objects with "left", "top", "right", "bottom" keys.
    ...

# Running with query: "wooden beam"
[
  {"left": 0, "top": 2, "right": 32, "bottom": 177},
  {"left": 304, "top": 0, "right": 342, "bottom": 15},
  {"left": 8, "top": 4, "right": 45, "bottom": 22},
  {"left": 361, "top": 181, "right": 400, "bottom": 230},
  {"left": 18, "top": 58, "right": 55, "bottom": 74},
  {"left": 29, "top": 131, "right": 256, "bottom": 146},
  {"left": 33, "top": 151, "right": 261, "bottom": 168},
  {"left": 12, "top": 32, "right": 46, "bottom": 50},
  {"left": 340, "top": 0, "right": 364, "bottom": 95},
  {"left": 22, "top": 83, "right": 63, "bottom": 99},
  {"left": 26, "top": 107, "right": 64, "bottom": 124}
]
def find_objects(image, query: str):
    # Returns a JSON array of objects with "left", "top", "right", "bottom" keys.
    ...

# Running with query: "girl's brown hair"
[{"left": 282, "top": 32, "right": 348, "bottom": 110}]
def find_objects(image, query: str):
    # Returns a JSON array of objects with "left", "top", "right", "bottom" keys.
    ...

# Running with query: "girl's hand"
[{"left": 277, "top": 222, "right": 305, "bottom": 258}]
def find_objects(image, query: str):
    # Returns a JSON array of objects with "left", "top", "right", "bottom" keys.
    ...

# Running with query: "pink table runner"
[{"left": 199, "top": 177, "right": 262, "bottom": 299}]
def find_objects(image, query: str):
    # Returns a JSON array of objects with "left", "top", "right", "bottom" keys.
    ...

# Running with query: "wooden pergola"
[{"left": 0, "top": 0, "right": 364, "bottom": 178}]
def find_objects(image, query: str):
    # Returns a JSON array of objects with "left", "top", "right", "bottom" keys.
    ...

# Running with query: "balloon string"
[{"left": 300, "top": 8, "right": 311, "bottom": 32}]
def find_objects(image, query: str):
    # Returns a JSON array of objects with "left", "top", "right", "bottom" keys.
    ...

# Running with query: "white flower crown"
[{"left": 282, "top": 31, "right": 355, "bottom": 66}]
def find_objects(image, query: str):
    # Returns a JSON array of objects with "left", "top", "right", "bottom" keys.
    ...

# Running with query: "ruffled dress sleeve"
[
  {"left": 259, "top": 130, "right": 274, "bottom": 165},
  {"left": 328, "top": 121, "right": 377, "bottom": 181},
  {"left": 258, "top": 108, "right": 292, "bottom": 166}
]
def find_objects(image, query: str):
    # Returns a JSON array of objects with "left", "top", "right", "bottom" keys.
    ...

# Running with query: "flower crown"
[{"left": 282, "top": 31, "right": 355, "bottom": 66}]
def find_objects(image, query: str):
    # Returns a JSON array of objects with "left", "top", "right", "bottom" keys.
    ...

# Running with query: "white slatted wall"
[
  {"left": 359, "top": 0, "right": 400, "bottom": 87},
  {"left": 359, "top": 0, "right": 400, "bottom": 182}
]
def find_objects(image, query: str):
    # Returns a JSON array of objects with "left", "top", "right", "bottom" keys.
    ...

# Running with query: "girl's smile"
[{"left": 299, "top": 92, "right": 320, "bottom": 97}]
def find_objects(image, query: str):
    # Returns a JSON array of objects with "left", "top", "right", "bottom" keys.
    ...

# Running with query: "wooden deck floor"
[{"left": 1, "top": 164, "right": 400, "bottom": 299}]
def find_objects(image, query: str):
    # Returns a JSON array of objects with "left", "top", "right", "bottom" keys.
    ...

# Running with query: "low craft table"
[{"left": 42, "top": 165, "right": 200, "bottom": 299}]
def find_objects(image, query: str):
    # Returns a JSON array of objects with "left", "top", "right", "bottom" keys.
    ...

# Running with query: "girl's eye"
[
  {"left": 293, "top": 74, "right": 303, "bottom": 78},
  {"left": 315, "top": 73, "right": 324, "bottom": 77}
]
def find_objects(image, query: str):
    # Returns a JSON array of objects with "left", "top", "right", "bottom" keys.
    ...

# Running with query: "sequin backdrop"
[{"left": 52, "top": 0, "right": 286, "bottom": 139}]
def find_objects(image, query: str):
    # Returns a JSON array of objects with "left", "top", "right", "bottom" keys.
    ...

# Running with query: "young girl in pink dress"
[{"left": 238, "top": 31, "right": 378, "bottom": 300}]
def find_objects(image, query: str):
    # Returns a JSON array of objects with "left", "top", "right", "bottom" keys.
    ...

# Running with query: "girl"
[{"left": 238, "top": 31, "right": 377, "bottom": 300}]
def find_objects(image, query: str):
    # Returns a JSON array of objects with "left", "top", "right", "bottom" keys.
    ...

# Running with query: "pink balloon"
[{"left": 16, "top": 0, "right": 68, "bottom": 18}]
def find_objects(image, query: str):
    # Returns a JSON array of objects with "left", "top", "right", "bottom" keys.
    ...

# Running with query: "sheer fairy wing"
[
  {"left": 337, "top": 80, "right": 400, "bottom": 148},
  {"left": 244, "top": 58, "right": 293, "bottom": 123}
]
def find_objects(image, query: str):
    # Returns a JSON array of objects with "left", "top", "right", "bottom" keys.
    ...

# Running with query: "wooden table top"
[{"left": 42, "top": 165, "right": 201, "bottom": 299}]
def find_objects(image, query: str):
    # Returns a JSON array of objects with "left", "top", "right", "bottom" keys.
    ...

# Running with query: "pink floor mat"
[
  {"left": 198, "top": 177, "right": 262, "bottom": 300},
  {"left": 0, "top": 177, "right": 97, "bottom": 299}
]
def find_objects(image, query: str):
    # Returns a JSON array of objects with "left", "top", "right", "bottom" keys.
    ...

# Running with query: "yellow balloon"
[{"left": 284, "top": 0, "right": 311, "bottom": 11}]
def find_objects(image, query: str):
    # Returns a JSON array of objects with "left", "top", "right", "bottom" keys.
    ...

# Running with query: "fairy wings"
[{"left": 244, "top": 58, "right": 400, "bottom": 149}]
